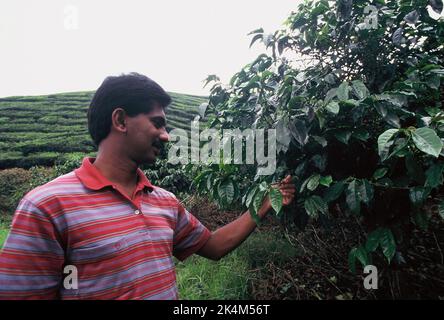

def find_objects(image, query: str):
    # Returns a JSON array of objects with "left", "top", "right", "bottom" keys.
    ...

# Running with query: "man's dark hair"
[{"left": 88, "top": 72, "right": 171, "bottom": 146}]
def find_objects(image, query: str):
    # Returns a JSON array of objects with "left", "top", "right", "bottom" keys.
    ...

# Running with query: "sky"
[{"left": 0, "top": 0, "right": 302, "bottom": 98}]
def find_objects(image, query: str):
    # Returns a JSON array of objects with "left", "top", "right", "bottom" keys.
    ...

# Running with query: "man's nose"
[{"left": 159, "top": 131, "right": 169, "bottom": 142}]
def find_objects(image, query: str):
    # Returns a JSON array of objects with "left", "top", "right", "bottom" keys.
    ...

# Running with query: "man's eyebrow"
[{"left": 149, "top": 116, "right": 166, "bottom": 126}]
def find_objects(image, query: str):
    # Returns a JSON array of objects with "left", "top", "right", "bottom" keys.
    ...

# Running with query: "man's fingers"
[
  {"left": 282, "top": 175, "right": 291, "bottom": 183},
  {"left": 279, "top": 185, "right": 296, "bottom": 191},
  {"left": 279, "top": 184, "right": 295, "bottom": 189}
]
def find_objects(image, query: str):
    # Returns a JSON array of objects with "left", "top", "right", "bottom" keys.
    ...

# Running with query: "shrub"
[
  {"left": 196, "top": 0, "right": 444, "bottom": 273},
  {"left": 0, "top": 168, "right": 31, "bottom": 216}
]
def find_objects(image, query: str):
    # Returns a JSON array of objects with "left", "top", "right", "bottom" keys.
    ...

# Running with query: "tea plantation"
[{"left": 0, "top": 91, "right": 206, "bottom": 169}]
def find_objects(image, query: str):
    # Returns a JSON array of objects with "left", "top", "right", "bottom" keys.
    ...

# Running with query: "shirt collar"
[{"left": 74, "top": 157, "right": 154, "bottom": 192}]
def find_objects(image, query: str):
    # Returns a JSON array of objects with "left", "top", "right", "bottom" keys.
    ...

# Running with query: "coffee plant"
[{"left": 194, "top": 0, "right": 444, "bottom": 272}]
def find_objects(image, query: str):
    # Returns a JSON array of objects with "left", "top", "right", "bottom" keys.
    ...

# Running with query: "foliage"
[
  {"left": 0, "top": 168, "right": 31, "bottom": 215},
  {"left": 0, "top": 222, "right": 9, "bottom": 249},
  {"left": 143, "top": 153, "right": 193, "bottom": 197},
  {"left": 197, "top": 0, "right": 444, "bottom": 272}
]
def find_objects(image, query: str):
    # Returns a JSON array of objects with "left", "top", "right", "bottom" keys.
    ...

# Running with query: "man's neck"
[{"left": 92, "top": 152, "right": 138, "bottom": 188}]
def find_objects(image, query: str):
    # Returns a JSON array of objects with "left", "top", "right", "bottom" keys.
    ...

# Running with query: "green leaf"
[
  {"left": 312, "top": 135, "right": 328, "bottom": 147},
  {"left": 387, "top": 138, "right": 409, "bottom": 159},
  {"left": 304, "top": 195, "right": 328, "bottom": 218},
  {"left": 351, "top": 80, "right": 369, "bottom": 100},
  {"left": 377, "top": 129, "right": 399, "bottom": 160},
  {"left": 250, "top": 189, "right": 266, "bottom": 225},
  {"left": 319, "top": 175, "right": 333, "bottom": 187},
  {"left": 307, "top": 174, "right": 321, "bottom": 191},
  {"left": 218, "top": 179, "right": 235, "bottom": 205},
  {"left": 198, "top": 103, "right": 208, "bottom": 118},
  {"left": 412, "top": 127, "right": 443, "bottom": 158},
  {"left": 258, "top": 181, "right": 268, "bottom": 192},
  {"left": 409, "top": 186, "right": 428, "bottom": 208},
  {"left": 324, "top": 88, "right": 337, "bottom": 103},
  {"left": 341, "top": 99, "right": 359, "bottom": 107},
  {"left": 438, "top": 200, "right": 444, "bottom": 219},
  {"left": 404, "top": 10, "right": 419, "bottom": 25},
  {"left": 384, "top": 112, "right": 400, "bottom": 128},
  {"left": 348, "top": 248, "right": 358, "bottom": 274},
  {"left": 247, "top": 28, "right": 264, "bottom": 35},
  {"left": 353, "top": 129, "right": 370, "bottom": 142},
  {"left": 269, "top": 187, "right": 283, "bottom": 215},
  {"left": 324, "top": 181, "right": 345, "bottom": 203},
  {"left": 316, "top": 111, "right": 326, "bottom": 129},
  {"left": 245, "top": 185, "right": 259, "bottom": 208},
  {"left": 288, "top": 119, "right": 309, "bottom": 146},
  {"left": 358, "top": 179, "right": 374, "bottom": 205},
  {"left": 365, "top": 228, "right": 384, "bottom": 252},
  {"left": 326, "top": 101, "right": 340, "bottom": 114},
  {"left": 375, "top": 101, "right": 388, "bottom": 117},
  {"left": 300, "top": 176, "right": 310, "bottom": 193},
  {"left": 337, "top": 82, "right": 350, "bottom": 101},
  {"left": 392, "top": 27, "right": 404, "bottom": 46},
  {"left": 373, "top": 168, "right": 388, "bottom": 180},
  {"left": 249, "top": 33, "right": 263, "bottom": 48},
  {"left": 311, "top": 154, "right": 327, "bottom": 171},
  {"left": 425, "top": 163, "right": 444, "bottom": 189},
  {"left": 348, "top": 246, "right": 369, "bottom": 274},
  {"left": 294, "top": 161, "right": 307, "bottom": 177},
  {"left": 276, "top": 118, "right": 292, "bottom": 153},
  {"left": 379, "top": 228, "right": 396, "bottom": 263},
  {"left": 334, "top": 130, "right": 352, "bottom": 145},
  {"left": 206, "top": 173, "right": 215, "bottom": 191},
  {"left": 354, "top": 245, "right": 369, "bottom": 267},
  {"left": 346, "top": 180, "right": 361, "bottom": 215}
]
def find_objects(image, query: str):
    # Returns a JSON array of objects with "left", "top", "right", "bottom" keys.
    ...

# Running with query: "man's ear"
[{"left": 111, "top": 108, "right": 127, "bottom": 133}]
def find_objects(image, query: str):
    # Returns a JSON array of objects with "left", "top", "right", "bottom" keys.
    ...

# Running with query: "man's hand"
[
  {"left": 276, "top": 174, "right": 296, "bottom": 206},
  {"left": 261, "top": 175, "right": 296, "bottom": 215},
  {"left": 197, "top": 175, "right": 296, "bottom": 261}
]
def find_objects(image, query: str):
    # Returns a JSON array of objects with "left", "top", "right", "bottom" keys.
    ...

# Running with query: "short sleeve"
[
  {"left": 172, "top": 203, "right": 211, "bottom": 261},
  {"left": 0, "top": 198, "right": 65, "bottom": 299}
]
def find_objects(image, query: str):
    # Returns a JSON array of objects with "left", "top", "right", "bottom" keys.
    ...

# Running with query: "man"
[{"left": 0, "top": 73, "right": 295, "bottom": 299}]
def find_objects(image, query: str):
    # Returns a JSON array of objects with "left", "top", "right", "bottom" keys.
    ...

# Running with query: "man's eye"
[{"left": 152, "top": 119, "right": 165, "bottom": 128}]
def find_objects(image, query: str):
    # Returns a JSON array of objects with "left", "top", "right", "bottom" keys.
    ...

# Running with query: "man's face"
[{"left": 124, "top": 103, "right": 169, "bottom": 165}]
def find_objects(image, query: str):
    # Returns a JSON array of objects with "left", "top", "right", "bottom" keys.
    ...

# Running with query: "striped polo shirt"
[{"left": 0, "top": 157, "right": 211, "bottom": 299}]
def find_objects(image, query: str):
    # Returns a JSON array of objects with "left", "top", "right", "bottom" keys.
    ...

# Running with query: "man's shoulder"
[
  {"left": 149, "top": 185, "right": 178, "bottom": 200},
  {"left": 23, "top": 171, "right": 85, "bottom": 205}
]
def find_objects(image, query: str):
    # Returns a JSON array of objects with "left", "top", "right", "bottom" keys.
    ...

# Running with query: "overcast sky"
[{"left": 0, "top": 0, "right": 301, "bottom": 98}]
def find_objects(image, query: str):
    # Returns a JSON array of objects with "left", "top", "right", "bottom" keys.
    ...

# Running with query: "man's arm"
[
  {"left": 0, "top": 198, "right": 65, "bottom": 299},
  {"left": 197, "top": 175, "right": 295, "bottom": 261}
]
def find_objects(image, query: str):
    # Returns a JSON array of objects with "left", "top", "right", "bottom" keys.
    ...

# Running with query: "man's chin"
[
  {"left": 143, "top": 155, "right": 157, "bottom": 165},
  {"left": 134, "top": 153, "right": 157, "bottom": 166}
]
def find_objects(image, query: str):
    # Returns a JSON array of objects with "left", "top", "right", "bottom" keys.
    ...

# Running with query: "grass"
[
  {"left": 176, "top": 250, "right": 250, "bottom": 300},
  {"left": 176, "top": 230, "right": 300, "bottom": 300},
  {"left": 0, "top": 219, "right": 11, "bottom": 249}
]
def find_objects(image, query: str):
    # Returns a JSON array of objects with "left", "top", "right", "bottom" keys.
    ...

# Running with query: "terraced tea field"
[{"left": 0, "top": 91, "right": 206, "bottom": 169}]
